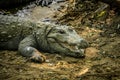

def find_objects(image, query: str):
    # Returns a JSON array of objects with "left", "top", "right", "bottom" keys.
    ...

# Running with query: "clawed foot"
[{"left": 30, "top": 49, "right": 46, "bottom": 63}]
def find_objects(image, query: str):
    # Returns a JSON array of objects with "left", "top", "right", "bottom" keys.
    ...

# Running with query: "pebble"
[
  {"left": 48, "top": 63, "right": 55, "bottom": 67},
  {"left": 106, "top": 67, "right": 111, "bottom": 72},
  {"left": 45, "top": 59, "right": 50, "bottom": 63}
]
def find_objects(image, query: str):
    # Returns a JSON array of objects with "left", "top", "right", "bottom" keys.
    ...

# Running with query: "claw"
[{"left": 30, "top": 49, "right": 46, "bottom": 63}]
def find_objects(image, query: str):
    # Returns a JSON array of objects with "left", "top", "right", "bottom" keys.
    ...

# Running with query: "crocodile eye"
[{"left": 58, "top": 30, "right": 66, "bottom": 34}]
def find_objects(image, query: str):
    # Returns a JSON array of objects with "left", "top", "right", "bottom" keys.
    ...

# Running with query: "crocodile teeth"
[
  {"left": 80, "top": 49, "right": 85, "bottom": 53},
  {"left": 61, "top": 42, "right": 80, "bottom": 51},
  {"left": 75, "top": 46, "right": 79, "bottom": 50}
]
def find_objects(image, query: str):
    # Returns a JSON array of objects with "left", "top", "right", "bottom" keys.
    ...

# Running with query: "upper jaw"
[
  {"left": 61, "top": 42, "right": 85, "bottom": 52},
  {"left": 66, "top": 40, "right": 89, "bottom": 51},
  {"left": 67, "top": 39, "right": 89, "bottom": 49}
]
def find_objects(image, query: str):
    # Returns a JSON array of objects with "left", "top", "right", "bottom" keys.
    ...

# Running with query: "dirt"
[{"left": 0, "top": 1, "right": 120, "bottom": 80}]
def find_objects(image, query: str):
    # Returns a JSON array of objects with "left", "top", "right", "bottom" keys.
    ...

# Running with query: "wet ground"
[{"left": 0, "top": 1, "right": 120, "bottom": 80}]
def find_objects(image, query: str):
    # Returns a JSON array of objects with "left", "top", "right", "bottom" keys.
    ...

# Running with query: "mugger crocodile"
[{"left": 0, "top": 15, "right": 89, "bottom": 63}]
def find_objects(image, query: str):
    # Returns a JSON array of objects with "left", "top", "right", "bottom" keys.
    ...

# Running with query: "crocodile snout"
[
  {"left": 78, "top": 40, "right": 89, "bottom": 49},
  {"left": 68, "top": 39, "right": 89, "bottom": 49},
  {"left": 73, "top": 49, "right": 85, "bottom": 58}
]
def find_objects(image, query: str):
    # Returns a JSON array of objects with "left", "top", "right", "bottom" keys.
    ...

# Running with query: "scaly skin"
[{"left": 0, "top": 15, "right": 89, "bottom": 63}]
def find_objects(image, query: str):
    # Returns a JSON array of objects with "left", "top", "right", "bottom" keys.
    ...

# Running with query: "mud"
[
  {"left": 0, "top": 1, "right": 120, "bottom": 80},
  {"left": 0, "top": 27, "right": 120, "bottom": 80}
]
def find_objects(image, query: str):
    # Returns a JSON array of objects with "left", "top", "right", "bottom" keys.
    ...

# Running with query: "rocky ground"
[{"left": 0, "top": 0, "right": 120, "bottom": 80}]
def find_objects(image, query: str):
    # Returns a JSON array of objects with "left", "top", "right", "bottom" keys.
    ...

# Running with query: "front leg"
[{"left": 18, "top": 35, "right": 46, "bottom": 63}]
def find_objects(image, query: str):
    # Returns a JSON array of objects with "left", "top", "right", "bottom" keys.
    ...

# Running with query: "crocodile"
[{"left": 0, "top": 15, "right": 89, "bottom": 63}]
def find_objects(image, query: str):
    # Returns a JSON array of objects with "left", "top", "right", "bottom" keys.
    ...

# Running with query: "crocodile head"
[{"left": 44, "top": 24, "right": 89, "bottom": 58}]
